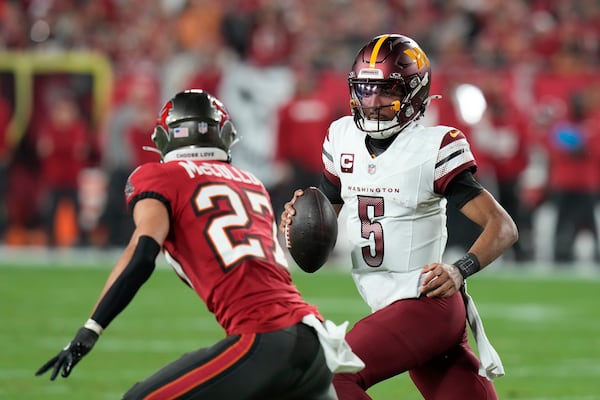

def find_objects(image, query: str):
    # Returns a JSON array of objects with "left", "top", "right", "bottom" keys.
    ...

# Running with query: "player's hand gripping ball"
[{"left": 285, "top": 187, "right": 338, "bottom": 273}]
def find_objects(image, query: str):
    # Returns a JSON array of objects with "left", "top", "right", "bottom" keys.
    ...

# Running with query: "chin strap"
[
  {"left": 142, "top": 146, "right": 162, "bottom": 156},
  {"left": 423, "top": 94, "right": 442, "bottom": 107}
]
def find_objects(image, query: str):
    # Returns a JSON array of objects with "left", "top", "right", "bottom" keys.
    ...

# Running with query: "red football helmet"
[
  {"left": 349, "top": 34, "right": 433, "bottom": 138},
  {"left": 151, "top": 89, "right": 238, "bottom": 162}
]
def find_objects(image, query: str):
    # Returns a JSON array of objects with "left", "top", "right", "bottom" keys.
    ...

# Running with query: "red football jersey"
[{"left": 125, "top": 159, "right": 321, "bottom": 335}]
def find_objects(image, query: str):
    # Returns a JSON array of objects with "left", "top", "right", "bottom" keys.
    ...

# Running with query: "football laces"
[{"left": 284, "top": 222, "right": 291, "bottom": 249}]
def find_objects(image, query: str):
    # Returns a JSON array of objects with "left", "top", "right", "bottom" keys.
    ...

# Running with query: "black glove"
[{"left": 35, "top": 327, "right": 99, "bottom": 380}]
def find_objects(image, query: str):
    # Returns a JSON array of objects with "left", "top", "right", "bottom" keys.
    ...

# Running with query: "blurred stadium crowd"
[{"left": 1, "top": 0, "right": 600, "bottom": 265}]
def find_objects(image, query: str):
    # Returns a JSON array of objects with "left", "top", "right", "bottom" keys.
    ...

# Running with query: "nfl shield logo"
[
  {"left": 368, "top": 163, "right": 376, "bottom": 175},
  {"left": 198, "top": 122, "right": 208, "bottom": 134}
]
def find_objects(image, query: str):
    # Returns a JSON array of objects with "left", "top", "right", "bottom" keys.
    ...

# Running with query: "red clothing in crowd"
[
  {"left": 545, "top": 116, "right": 600, "bottom": 193},
  {"left": 535, "top": 74, "right": 600, "bottom": 193},
  {"left": 275, "top": 92, "right": 332, "bottom": 175},
  {"left": 126, "top": 125, "right": 161, "bottom": 166},
  {"left": 245, "top": 5, "right": 293, "bottom": 67},
  {"left": 0, "top": 95, "right": 11, "bottom": 160},
  {"left": 186, "top": 66, "right": 222, "bottom": 100},
  {"left": 35, "top": 116, "right": 90, "bottom": 188},
  {"left": 470, "top": 98, "right": 530, "bottom": 184}
]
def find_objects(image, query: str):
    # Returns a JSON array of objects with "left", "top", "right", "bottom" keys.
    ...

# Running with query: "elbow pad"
[{"left": 91, "top": 235, "right": 161, "bottom": 329}]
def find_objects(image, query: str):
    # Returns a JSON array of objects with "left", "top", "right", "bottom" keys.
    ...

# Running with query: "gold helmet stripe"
[
  {"left": 369, "top": 34, "right": 390, "bottom": 68},
  {"left": 403, "top": 47, "right": 430, "bottom": 69}
]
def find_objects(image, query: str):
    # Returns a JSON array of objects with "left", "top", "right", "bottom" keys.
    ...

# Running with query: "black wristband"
[{"left": 453, "top": 252, "right": 480, "bottom": 279}]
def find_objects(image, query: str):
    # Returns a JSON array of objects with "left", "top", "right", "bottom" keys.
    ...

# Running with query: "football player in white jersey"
[{"left": 280, "top": 34, "right": 518, "bottom": 400}]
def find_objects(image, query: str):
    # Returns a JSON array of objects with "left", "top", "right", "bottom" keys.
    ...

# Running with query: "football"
[{"left": 285, "top": 187, "right": 338, "bottom": 273}]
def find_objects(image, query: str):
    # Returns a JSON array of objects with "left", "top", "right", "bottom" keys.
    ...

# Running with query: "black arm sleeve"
[
  {"left": 91, "top": 235, "right": 161, "bottom": 329},
  {"left": 318, "top": 174, "right": 344, "bottom": 205},
  {"left": 444, "top": 170, "right": 484, "bottom": 210}
]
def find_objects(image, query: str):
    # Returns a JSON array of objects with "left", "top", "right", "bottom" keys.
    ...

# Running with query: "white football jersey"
[{"left": 323, "top": 116, "right": 476, "bottom": 312}]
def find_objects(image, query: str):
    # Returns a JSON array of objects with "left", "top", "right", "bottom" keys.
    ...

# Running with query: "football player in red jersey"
[
  {"left": 281, "top": 34, "right": 518, "bottom": 399},
  {"left": 36, "top": 89, "right": 363, "bottom": 399}
]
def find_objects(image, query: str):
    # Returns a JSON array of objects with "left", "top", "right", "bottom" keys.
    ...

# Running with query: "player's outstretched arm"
[{"left": 36, "top": 198, "right": 169, "bottom": 380}]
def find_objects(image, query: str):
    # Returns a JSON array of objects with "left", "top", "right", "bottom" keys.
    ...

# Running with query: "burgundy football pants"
[{"left": 333, "top": 292, "right": 498, "bottom": 400}]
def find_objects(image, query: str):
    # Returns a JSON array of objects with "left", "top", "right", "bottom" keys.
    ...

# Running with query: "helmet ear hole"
[
  {"left": 152, "top": 126, "right": 169, "bottom": 155},
  {"left": 220, "top": 120, "right": 238, "bottom": 150}
]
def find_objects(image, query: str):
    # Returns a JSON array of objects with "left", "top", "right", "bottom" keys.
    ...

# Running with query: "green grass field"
[{"left": 2, "top": 260, "right": 600, "bottom": 399}]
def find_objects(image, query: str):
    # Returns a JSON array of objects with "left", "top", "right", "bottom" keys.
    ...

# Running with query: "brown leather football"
[{"left": 285, "top": 187, "right": 338, "bottom": 273}]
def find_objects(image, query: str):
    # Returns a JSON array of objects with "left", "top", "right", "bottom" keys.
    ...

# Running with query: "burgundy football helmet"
[
  {"left": 151, "top": 89, "right": 238, "bottom": 162},
  {"left": 349, "top": 34, "right": 433, "bottom": 139}
]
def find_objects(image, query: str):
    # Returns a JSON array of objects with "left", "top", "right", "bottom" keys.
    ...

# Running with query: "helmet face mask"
[
  {"left": 348, "top": 34, "right": 432, "bottom": 139},
  {"left": 151, "top": 89, "right": 238, "bottom": 162}
]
